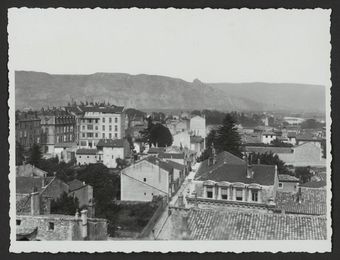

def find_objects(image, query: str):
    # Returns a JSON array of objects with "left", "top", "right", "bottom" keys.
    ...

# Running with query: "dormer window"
[
  {"left": 206, "top": 187, "right": 213, "bottom": 198},
  {"left": 251, "top": 190, "right": 258, "bottom": 202},
  {"left": 236, "top": 188, "right": 243, "bottom": 201}
]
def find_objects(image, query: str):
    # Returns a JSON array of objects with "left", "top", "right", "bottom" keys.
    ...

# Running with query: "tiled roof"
[
  {"left": 296, "top": 133, "right": 322, "bottom": 141},
  {"left": 245, "top": 146, "right": 293, "bottom": 154},
  {"left": 67, "top": 179, "right": 86, "bottom": 191},
  {"left": 76, "top": 148, "right": 98, "bottom": 155},
  {"left": 55, "top": 142, "right": 77, "bottom": 148},
  {"left": 166, "top": 160, "right": 186, "bottom": 171},
  {"left": 159, "top": 152, "right": 185, "bottom": 160},
  {"left": 300, "top": 180, "right": 326, "bottom": 189},
  {"left": 143, "top": 156, "right": 173, "bottom": 173},
  {"left": 196, "top": 151, "right": 246, "bottom": 178},
  {"left": 79, "top": 105, "right": 124, "bottom": 114},
  {"left": 187, "top": 208, "right": 326, "bottom": 240},
  {"left": 197, "top": 164, "right": 276, "bottom": 186},
  {"left": 278, "top": 174, "right": 299, "bottom": 182},
  {"left": 16, "top": 194, "right": 31, "bottom": 214},
  {"left": 16, "top": 177, "right": 54, "bottom": 194},
  {"left": 65, "top": 106, "right": 83, "bottom": 115},
  {"left": 190, "top": 136, "right": 204, "bottom": 144},
  {"left": 275, "top": 188, "right": 326, "bottom": 215},
  {"left": 16, "top": 164, "right": 47, "bottom": 177},
  {"left": 96, "top": 139, "right": 126, "bottom": 148},
  {"left": 147, "top": 147, "right": 166, "bottom": 154}
]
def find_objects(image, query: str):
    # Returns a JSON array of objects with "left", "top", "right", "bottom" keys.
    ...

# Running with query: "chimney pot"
[
  {"left": 30, "top": 192, "right": 40, "bottom": 216},
  {"left": 81, "top": 209, "right": 88, "bottom": 239}
]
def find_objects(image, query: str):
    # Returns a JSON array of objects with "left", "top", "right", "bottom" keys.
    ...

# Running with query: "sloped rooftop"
[
  {"left": 187, "top": 208, "right": 326, "bottom": 240},
  {"left": 275, "top": 188, "right": 326, "bottom": 215}
]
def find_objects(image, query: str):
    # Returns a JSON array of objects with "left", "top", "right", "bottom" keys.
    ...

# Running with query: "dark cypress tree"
[
  {"left": 28, "top": 143, "right": 43, "bottom": 167},
  {"left": 215, "top": 114, "right": 242, "bottom": 157},
  {"left": 15, "top": 142, "right": 25, "bottom": 166}
]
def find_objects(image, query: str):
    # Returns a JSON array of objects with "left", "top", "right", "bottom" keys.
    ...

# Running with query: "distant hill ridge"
[{"left": 15, "top": 71, "right": 325, "bottom": 113}]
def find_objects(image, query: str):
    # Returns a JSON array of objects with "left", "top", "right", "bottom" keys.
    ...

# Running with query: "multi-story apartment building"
[
  {"left": 15, "top": 111, "right": 42, "bottom": 149},
  {"left": 39, "top": 108, "right": 76, "bottom": 154},
  {"left": 78, "top": 105, "right": 125, "bottom": 148}
]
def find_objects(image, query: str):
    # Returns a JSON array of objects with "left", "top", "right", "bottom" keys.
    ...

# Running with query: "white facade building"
[
  {"left": 190, "top": 115, "right": 206, "bottom": 138},
  {"left": 96, "top": 139, "right": 130, "bottom": 168},
  {"left": 78, "top": 105, "right": 125, "bottom": 148}
]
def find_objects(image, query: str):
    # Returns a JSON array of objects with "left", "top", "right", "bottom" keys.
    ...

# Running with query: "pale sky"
[{"left": 8, "top": 8, "right": 331, "bottom": 85}]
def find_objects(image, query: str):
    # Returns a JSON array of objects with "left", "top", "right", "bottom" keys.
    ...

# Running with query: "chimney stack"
[
  {"left": 177, "top": 194, "right": 185, "bottom": 208},
  {"left": 81, "top": 209, "right": 88, "bottom": 239},
  {"left": 30, "top": 192, "right": 40, "bottom": 216},
  {"left": 246, "top": 165, "right": 254, "bottom": 179}
]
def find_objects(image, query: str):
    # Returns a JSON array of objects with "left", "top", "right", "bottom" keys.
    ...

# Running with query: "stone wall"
[
  {"left": 17, "top": 215, "right": 75, "bottom": 240},
  {"left": 17, "top": 215, "right": 108, "bottom": 241}
]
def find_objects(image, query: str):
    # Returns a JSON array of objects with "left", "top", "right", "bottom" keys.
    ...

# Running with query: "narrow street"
[{"left": 148, "top": 163, "right": 200, "bottom": 239}]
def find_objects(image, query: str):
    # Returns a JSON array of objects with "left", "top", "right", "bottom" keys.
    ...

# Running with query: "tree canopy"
[
  {"left": 140, "top": 118, "right": 173, "bottom": 147},
  {"left": 300, "top": 119, "right": 324, "bottom": 129},
  {"left": 16, "top": 142, "right": 25, "bottom": 166},
  {"left": 27, "top": 144, "right": 43, "bottom": 167},
  {"left": 51, "top": 192, "right": 79, "bottom": 215},
  {"left": 198, "top": 114, "right": 242, "bottom": 161},
  {"left": 214, "top": 114, "right": 243, "bottom": 157},
  {"left": 249, "top": 152, "right": 290, "bottom": 175},
  {"left": 295, "top": 167, "right": 313, "bottom": 183}
]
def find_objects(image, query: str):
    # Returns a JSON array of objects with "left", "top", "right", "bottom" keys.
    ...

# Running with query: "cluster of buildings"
[
  {"left": 16, "top": 103, "right": 128, "bottom": 167},
  {"left": 15, "top": 164, "right": 107, "bottom": 241},
  {"left": 15, "top": 106, "right": 328, "bottom": 241},
  {"left": 155, "top": 147, "right": 327, "bottom": 240}
]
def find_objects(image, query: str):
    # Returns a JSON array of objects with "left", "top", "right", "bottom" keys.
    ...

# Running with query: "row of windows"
[
  {"left": 56, "top": 126, "right": 73, "bottom": 133},
  {"left": 82, "top": 125, "right": 118, "bottom": 131},
  {"left": 57, "top": 134, "right": 73, "bottom": 143},
  {"left": 206, "top": 187, "right": 259, "bottom": 202},
  {"left": 18, "top": 130, "right": 41, "bottom": 138},
  {"left": 81, "top": 132, "right": 118, "bottom": 138},
  {"left": 18, "top": 121, "right": 40, "bottom": 129},
  {"left": 103, "top": 117, "right": 118, "bottom": 123},
  {"left": 81, "top": 117, "right": 119, "bottom": 124}
]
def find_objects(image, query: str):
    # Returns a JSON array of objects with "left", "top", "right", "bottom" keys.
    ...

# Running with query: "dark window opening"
[
  {"left": 252, "top": 191, "right": 258, "bottom": 202},
  {"left": 143, "top": 178, "right": 146, "bottom": 182},
  {"left": 207, "top": 191, "right": 213, "bottom": 198},
  {"left": 236, "top": 188, "right": 243, "bottom": 201},
  {"left": 16, "top": 220, "right": 21, "bottom": 225},
  {"left": 48, "top": 222, "right": 54, "bottom": 231}
]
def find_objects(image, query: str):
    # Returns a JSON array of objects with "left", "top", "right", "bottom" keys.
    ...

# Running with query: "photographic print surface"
[{"left": 8, "top": 8, "right": 332, "bottom": 252}]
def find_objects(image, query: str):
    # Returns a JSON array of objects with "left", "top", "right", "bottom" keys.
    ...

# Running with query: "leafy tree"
[
  {"left": 51, "top": 192, "right": 79, "bottom": 215},
  {"left": 140, "top": 118, "right": 173, "bottom": 147},
  {"left": 190, "top": 110, "right": 201, "bottom": 116},
  {"left": 76, "top": 164, "right": 120, "bottom": 215},
  {"left": 300, "top": 119, "right": 324, "bottom": 129},
  {"left": 16, "top": 142, "right": 25, "bottom": 166},
  {"left": 27, "top": 144, "right": 43, "bottom": 167},
  {"left": 116, "top": 158, "right": 128, "bottom": 169},
  {"left": 295, "top": 167, "right": 313, "bottom": 183},
  {"left": 126, "top": 134, "right": 134, "bottom": 150},
  {"left": 215, "top": 114, "right": 243, "bottom": 157},
  {"left": 249, "top": 152, "right": 290, "bottom": 175}
]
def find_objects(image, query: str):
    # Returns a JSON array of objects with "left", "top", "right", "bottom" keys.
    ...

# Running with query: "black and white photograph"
[{"left": 7, "top": 8, "right": 332, "bottom": 252}]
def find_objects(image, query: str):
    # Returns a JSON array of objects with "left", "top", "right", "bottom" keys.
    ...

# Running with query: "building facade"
[
  {"left": 78, "top": 105, "right": 125, "bottom": 148},
  {"left": 16, "top": 111, "right": 42, "bottom": 149},
  {"left": 39, "top": 109, "right": 76, "bottom": 155},
  {"left": 120, "top": 156, "right": 174, "bottom": 202},
  {"left": 190, "top": 115, "right": 206, "bottom": 138}
]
